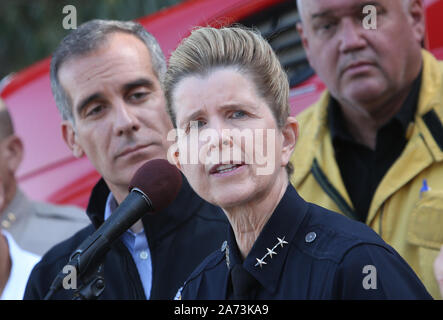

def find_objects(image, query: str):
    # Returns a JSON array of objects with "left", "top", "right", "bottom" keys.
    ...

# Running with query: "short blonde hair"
[{"left": 164, "top": 26, "right": 290, "bottom": 129}]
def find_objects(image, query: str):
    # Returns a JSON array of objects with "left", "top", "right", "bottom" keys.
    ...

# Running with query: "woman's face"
[{"left": 172, "top": 67, "right": 297, "bottom": 209}]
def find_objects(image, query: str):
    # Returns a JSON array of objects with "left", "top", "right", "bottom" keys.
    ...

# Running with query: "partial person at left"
[
  {"left": 0, "top": 176, "right": 40, "bottom": 300},
  {"left": 0, "top": 97, "right": 89, "bottom": 256}
]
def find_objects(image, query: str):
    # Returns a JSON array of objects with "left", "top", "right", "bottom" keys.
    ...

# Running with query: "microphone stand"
[
  {"left": 43, "top": 251, "right": 107, "bottom": 300},
  {"left": 43, "top": 232, "right": 109, "bottom": 300},
  {"left": 72, "top": 263, "right": 106, "bottom": 300}
]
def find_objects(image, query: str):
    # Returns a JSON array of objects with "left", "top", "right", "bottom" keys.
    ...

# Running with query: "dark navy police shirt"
[{"left": 177, "top": 185, "right": 432, "bottom": 300}]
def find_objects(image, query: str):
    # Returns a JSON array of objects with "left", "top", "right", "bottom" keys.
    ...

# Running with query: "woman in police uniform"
[{"left": 164, "top": 26, "right": 431, "bottom": 300}]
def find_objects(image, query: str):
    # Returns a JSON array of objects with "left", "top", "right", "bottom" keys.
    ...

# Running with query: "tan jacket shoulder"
[{"left": 1, "top": 190, "right": 89, "bottom": 255}]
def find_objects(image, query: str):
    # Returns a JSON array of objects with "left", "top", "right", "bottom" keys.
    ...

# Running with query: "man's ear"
[
  {"left": 61, "top": 120, "right": 84, "bottom": 158},
  {"left": 3, "top": 135, "right": 24, "bottom": 173},
  {"left": 280, "top": 116, "right": 299, "bottom": 168},
  {"left": 297, "top": 22, "right": 308, "bottom": 50},
  {"left": 297, "top": 22, "right": 314, "bottom": 67},
  {"left": 407, "top": 0, "right": 426, "bottom": 44}
]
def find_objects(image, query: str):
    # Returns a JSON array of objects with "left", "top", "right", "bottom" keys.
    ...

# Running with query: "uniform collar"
[{"left": 226, "top": 184, "right": 309, "bottom": 294}]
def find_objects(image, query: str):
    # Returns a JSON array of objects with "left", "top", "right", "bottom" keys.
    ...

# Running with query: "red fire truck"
[{"left": 1, "top": 0, "right": 442, "bottom": 208}]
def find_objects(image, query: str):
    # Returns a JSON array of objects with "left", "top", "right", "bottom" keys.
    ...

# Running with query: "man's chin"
[
  {"left": 117, "top": 148, "right": 164, "bottom": 169},
  {"left": 342, "top": 83, "right": 387, "bottom": 105},
  {"left": 118, "top": 156, "right": 166, "bottom": 180},
  {"left": 111, "top": 162, "right": 148, "bottom": 187}
]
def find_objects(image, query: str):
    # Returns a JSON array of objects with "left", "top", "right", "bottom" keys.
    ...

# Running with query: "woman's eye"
[
  {"left": 187, "top": 120, "right": 206, "bottom": 131},
  {"left": 231, "top": 110, "right": 246, "bottom": 119}
]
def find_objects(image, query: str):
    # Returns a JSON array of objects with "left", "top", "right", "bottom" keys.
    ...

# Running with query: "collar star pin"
[
  {"left": 254, "top": 236, "right": 288, "bottom": 268},
  {"left": 255, "top": 257, "right": 267, "bottom": 268},
  {"left": 266, "top": 248, "right": 277, "bottom": 258},
  {"left": 277, "top": 237, "right": 288, "bottom": 247}
]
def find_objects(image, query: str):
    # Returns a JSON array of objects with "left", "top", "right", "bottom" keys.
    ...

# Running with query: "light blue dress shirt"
[{"left": 104, "top": 192, "right": 152, "bottom": 299}]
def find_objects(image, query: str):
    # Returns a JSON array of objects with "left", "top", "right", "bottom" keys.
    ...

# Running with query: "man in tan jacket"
[{"left": 291, "top": 0, "right": 443, "bottom": 298}]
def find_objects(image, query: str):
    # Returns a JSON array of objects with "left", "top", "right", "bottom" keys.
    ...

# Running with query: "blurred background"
[{"left": 0, "top": 0, "right": 182, "bottom": 80}]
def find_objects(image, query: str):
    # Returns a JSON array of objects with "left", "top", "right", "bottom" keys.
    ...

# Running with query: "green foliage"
[{"left": 0, "top": 0, "right": 182, "bottom": 79}]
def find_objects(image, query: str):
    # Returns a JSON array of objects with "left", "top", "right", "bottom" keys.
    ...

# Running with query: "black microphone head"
[{"left": 129, "top": 159, "right": 182, "bottom": 212}]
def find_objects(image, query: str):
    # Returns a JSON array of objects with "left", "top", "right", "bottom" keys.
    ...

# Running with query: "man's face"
[
  {"left": 298, "top": 0, "right": 424, "bottom": 112},
  {"left": 59, "top": 33, "right": 174, "bottom": 197}
]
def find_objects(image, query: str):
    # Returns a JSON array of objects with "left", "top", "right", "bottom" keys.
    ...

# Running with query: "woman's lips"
[{"left": 209, "top": 163, "right": 246, "bottom": 177}]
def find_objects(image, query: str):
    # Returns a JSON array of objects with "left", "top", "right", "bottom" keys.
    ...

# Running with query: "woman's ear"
[
  {"left": 166, "top": 132, "right": 183, "bottom": 171},
  {"left": 61, "top": 120, "right": 84, "bottom": 158},
  {"left": 280, "top": 117, "right": 299, "bottom": 167},
  {"left": 167, "top": 144, "right": 182, "bottom": 171},
  {"left": 176, "top": 152, "right": 184, "bottom": 172},
  {"left": 173, "top": 149, "right": 183, "bottom": 171}
]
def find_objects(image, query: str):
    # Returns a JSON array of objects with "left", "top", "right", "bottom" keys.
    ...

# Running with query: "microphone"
[{"left": 44, "top": 159, "right": 182, "bottom": 299}]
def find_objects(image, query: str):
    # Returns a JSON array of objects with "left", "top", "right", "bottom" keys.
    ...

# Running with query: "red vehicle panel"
[{"left": 1, "top": 0, "right": 442, "bottom": 208}]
